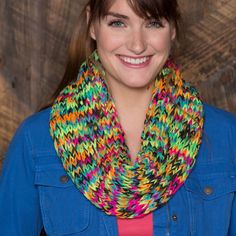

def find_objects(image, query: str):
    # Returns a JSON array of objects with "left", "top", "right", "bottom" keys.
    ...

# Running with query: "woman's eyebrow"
[{"left": 106, "top": 11, "right": 129, "bottom": 19}]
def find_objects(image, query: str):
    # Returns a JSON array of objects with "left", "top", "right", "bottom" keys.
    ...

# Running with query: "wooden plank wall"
[
  {"left": 179, "top": 0, "right": 236, "bottom": 111},
  {"left": 0, "top": 0, "right": 236, "bottom": 168}
]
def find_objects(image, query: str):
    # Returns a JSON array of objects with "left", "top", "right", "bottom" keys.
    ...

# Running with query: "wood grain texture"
[
  {"left": 0, "top": 0, "right": 84, "bottom": 164},
  {"left": 0, "top": 0, "right": 235, "bottom": 168},
  {"left": 179, "top": 0, "right": 236, "bottom": 112}
]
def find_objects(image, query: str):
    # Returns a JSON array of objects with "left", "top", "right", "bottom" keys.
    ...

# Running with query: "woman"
[{"left": 0, "top": 0, "right": 236, "bottom": 235}]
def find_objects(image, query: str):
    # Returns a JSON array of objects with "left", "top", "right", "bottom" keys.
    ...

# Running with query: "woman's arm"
[{"left": 0, "top": 120, "right": 43, "bottom": 236}]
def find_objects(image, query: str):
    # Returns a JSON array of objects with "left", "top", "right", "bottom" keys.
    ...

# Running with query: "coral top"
[{"left": 117, "top": 213, "right": 153, "bottom": 236}]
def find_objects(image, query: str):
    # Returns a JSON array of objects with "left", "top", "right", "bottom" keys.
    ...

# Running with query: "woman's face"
[{"left": 90, "top": 0, "right": 176, "bottom": 89}]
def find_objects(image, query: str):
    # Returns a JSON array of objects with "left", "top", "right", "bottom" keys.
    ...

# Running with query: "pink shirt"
[{"left": 117, "top": 213, "right": 153, "bottom": 236}]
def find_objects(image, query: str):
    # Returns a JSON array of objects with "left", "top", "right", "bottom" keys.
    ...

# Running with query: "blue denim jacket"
[{"left": 0, "top": 104, "right": 236, "bottom": 236}]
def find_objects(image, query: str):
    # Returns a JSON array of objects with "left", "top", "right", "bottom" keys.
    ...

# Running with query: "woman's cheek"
[
  {"left": 98, "top": 36, "right": 124, "bottom": 52},
  {"left": 149, "top": 29, "right": 173, "bottom": 51}
]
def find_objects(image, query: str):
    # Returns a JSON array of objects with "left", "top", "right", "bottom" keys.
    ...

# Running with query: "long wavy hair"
[{"left": 47, "top": 0, "right": 181, "bottom": 107}]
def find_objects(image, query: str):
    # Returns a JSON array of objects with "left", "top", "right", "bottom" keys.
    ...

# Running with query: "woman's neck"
[
  {"left": 107, "top": 79, "right": 154, "bottom": 111},
  {"left": 106, "top": 78, "right": 154, "bottom": 164}
]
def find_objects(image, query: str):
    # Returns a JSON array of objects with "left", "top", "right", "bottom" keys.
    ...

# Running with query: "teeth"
[{"left": 120, "top": 56, "right": 149, "bottom": 65}]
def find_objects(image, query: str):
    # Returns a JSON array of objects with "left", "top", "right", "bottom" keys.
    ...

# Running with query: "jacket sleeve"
[
  {"left": 0, "top": 120, "right": 43, "bottom": 236},
  {"left": 229, "top": 121, "right": 236, "bottom": 236},
  {"left": 229, "top": 194, "right": 236, "bottom": 235}
]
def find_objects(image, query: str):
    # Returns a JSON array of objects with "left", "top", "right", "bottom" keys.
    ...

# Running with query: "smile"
[{"left": 118, "top": 55, "right": 151, "bottom": 67}]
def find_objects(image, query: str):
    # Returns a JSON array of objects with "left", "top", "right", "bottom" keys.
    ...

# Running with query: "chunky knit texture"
[{"left": 50, "top": 51, "right": 204, "bottom": 218}]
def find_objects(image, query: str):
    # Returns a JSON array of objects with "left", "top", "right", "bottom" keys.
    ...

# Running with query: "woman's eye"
[
  {"left": 146, "top": 20, "right": 163, "bottom": 28},
  {"left": 108, "top": 20, "right": 125, "bottom": 27}
]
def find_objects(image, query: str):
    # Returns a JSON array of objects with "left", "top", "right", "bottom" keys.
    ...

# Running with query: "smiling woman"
[
  {"left": 0, "top": 0, "right": 236, "bottom": 236},
  {"left": 89, "top": 1, "right": 176, "bottom": 90},
  {"left": 88, "top": 0, "right": 177, "bottom": 164}
]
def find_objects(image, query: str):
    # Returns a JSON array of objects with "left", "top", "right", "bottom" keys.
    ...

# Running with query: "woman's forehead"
[{"left": 99, "top": 0, "right": 164, "bottom": 20}]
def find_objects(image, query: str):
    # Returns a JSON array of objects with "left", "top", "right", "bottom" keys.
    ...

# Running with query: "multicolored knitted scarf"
[{"left": 50, "top": 51, "right": 204, "bottom": 218}]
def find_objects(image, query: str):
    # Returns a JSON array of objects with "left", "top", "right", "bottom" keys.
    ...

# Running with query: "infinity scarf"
[{"left": 49, "top": 51, "right": 204, "bottom": 218}]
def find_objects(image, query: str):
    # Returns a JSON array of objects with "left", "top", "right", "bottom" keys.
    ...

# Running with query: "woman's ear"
[{"left": 86, "top": 7, "right": 96, "bottom": 40}]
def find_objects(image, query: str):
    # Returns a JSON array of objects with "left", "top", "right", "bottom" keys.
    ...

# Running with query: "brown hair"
[{"left": 47, "top": 0, "right": 181, "bottom": 107}]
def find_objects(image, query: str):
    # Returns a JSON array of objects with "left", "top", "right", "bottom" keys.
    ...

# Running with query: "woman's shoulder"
[
  {"left": 203, "top": 103, "right": 236, "bottom": 127},
  {"left": 190, "top": 103, "right": 236, "bottom": 169},
  {"left": 203, "top": 103, "right": 236, "bottom": 143},
  {"left": 188, "top": 104, "right": 236, "bottom": 182},
  {"left": 19, "top": 107, "right": 51, "bottom": 140},
  {"left": 17, "top": 107, "right": 56, "bottom": 155},
  {"left": 22, "top": 107, "right": 51, "bottom": 128}
]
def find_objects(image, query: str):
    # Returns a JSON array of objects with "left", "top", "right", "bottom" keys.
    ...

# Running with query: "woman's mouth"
[{"left": 118, "top": 55, "right": 152, "bottom": 68}]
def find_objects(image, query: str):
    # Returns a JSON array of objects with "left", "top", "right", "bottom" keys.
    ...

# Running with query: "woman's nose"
[{"left": 127, "top": 29, "right": 147, "bottom": 55}]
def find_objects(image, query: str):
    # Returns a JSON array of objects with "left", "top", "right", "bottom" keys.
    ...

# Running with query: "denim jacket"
[{"left": 0, "top": 104, "right": 236, "bottom": 236}]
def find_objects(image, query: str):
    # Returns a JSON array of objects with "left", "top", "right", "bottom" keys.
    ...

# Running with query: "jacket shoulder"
[
  {"left": 203, "top": 103, "right": 236, "bottom": 127},
  {"left": 23, "top": 107, "right": 51, "bottom": 131},
  {"left": 20, "top": 107, "right": 56, "bottom": 155},
  {"left": 194, "top": 103, "right": 236, "bottom": 167}
]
